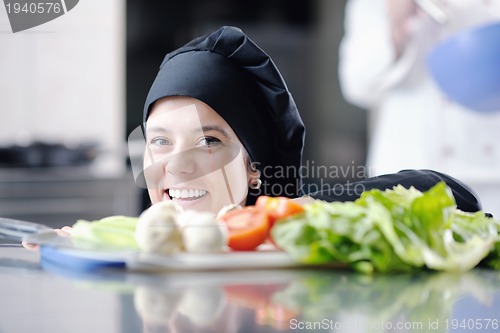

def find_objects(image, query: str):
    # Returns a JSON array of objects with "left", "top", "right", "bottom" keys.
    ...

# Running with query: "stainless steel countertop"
[{"left": 1, "top": 244, "right": 500, "bottom": 333}]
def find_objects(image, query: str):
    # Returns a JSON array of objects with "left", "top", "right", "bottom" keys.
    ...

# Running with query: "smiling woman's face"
[{"left": 143, "top": 96, "right": 251, "bottom": 214}]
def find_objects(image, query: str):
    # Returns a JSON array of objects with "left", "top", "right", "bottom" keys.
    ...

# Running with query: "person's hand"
[
  {"left": 22, "top": 226, "right": 73, "bottom": 251},
  {"left": 386, "top": 0, "right": 420, "bottom": 57}
]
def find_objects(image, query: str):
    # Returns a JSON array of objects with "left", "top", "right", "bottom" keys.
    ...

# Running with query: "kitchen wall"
[{"left": 0, "top": 0, "right": 126, "bottom": 175}]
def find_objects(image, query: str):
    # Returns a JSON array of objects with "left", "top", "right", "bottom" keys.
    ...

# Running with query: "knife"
[
  {"left": 0, "top": 217, "right": 130, "bottom": 271},
  {"left": 0, "top": 217, "right": 53, "bottom": 241},
  {"left": 0, "top": 217, "right": 80, "bottom": 249}
]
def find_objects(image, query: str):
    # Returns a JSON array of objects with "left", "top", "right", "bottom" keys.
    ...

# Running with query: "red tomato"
[
  {"left": 220, "top": 206, "right": 270, "bottom": 251},
  {"left": 255, "top": 196, "right": 305, "bottom": 227},
  {"left": 255, "top": 196, "right": 305, "bottom": 248}
]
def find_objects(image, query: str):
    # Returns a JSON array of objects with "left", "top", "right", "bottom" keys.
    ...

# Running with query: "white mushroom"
[
  {"left": 180, "top": 210, "right": 228, "bottom": 253},
  {"left": 135, "top": 201, "right": 183, "bottom": 255}
]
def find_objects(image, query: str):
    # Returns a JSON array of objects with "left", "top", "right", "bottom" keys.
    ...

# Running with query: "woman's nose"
[{"left": 164, "top": 149, "right": 197, "bottom": 175}]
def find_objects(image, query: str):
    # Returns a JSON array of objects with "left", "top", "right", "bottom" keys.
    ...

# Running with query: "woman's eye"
[
  {"left": 197, "top": 136, "right": 222, "bottom": 147},
  {"left": 149, "top": 137, "right": 171, "bottom": 146}
]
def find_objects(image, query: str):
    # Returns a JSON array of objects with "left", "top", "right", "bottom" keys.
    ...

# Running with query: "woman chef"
[{"left": 137, "top": 25, "right": 482, "bottom": 215}]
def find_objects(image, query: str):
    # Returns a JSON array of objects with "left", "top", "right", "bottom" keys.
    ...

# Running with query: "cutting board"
[{"left": 39, "top": 244, "right": 303, "bottom": 272}]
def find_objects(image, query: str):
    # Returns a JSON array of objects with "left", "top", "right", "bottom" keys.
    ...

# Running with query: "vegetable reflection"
[
  {"left": 271, "top": 271, "right": 500, "bottom": 332},
  {"left": 34, "top": 254, "right": 500, "bottom": 332},
  {"left": 131, "top": 270, "right": 500, "bottom": 333},
  {"left": 134, "top": 284, "right": 232, "bottom": 333}
]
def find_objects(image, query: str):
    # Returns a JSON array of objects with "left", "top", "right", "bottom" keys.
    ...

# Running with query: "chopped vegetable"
[
  {"left": 220, "top": 206, "right": 270, "bottom": 251},
  {"left": 72, "top": 215, "right": 139, "bottom": 249},
  {"left": 71, "top": 203, "right": 230, "bottom": 255},
  {"left": 271, "top": 182, "right": 500, "bottom": 273},
  {"left": 135, "top": 201, "right": 183, "bottom": 255},
  {"left": 180, "top": 210, "right": 227, "bottom": 253},
  {"left": 256, "top": 196, "right": 305, "bottom": 227},
  {"left": 255, "top": 196, "right": 305, "bottom": 246}
]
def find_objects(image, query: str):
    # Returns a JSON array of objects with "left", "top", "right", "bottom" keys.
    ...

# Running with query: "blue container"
[{"left": 427, "top": 22, "right": 500, "bottom": 112}]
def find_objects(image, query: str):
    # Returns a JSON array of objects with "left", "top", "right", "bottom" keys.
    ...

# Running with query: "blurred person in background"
[{"left": 339, "top": 0, "right": 500, "bottom": 216}]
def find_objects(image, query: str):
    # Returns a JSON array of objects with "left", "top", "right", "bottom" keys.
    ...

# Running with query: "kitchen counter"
[{"left": 1, "top": 244, "right": 500, "bottom": 333}]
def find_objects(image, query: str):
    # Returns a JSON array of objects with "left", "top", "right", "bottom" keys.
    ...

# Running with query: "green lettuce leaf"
[
  {"left": 272, "top": 182, "right": 500, "bottom": 273},
  {"left": 71, "top": 215, "right": 139, "bottom": 250}
]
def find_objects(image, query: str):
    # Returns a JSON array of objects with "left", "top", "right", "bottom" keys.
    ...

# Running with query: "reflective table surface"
[{"left": 1, "top": 244, "right": 500, "bottom": 333}]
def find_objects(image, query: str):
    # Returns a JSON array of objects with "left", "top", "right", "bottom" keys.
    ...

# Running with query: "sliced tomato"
[
  {"left": 255, "top": 196, "right": 305, "bottom": 227},
  {"left": 220, "top": 206, "right": 269, "bottom": 251},
  {"left": 255, "top": 196, "right": 305, "bottom": 248}
]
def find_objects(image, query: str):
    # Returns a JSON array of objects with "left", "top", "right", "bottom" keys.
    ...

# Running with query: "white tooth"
[
  {"left": 181, "top": 189, "right": 188, "bottom": 198},
  {"left": 188, "top": 189, "right": 194, "bottom": 198},
  {"left": 195, "top": 189, "right": 200, "bottom": 197},
  {"left": 174, "top": 189, "right": 181, "bottom": 198}
]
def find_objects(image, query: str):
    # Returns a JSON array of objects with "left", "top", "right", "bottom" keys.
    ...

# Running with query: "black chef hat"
[{"left": 144, "top": 26, "right": 305, "bottom": 203}]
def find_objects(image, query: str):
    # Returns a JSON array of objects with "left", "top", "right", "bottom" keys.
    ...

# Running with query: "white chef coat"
[{"left": 339, "top": 0, "right": 500, "bottom": 216}]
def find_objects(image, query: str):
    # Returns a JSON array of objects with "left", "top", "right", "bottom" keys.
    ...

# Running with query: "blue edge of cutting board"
[{"left": 40, "top": 246, "right": 127, "bottom": 272}]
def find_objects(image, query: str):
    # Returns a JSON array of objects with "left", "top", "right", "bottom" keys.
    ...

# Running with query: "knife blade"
[
  {"left": 0, "top": 217, "right": 112, "bottom": 250},
  {"left": 0, "top": 217, "right": 134, "bottom": 271},
  {"left": 0, "top": 217, "right": 52, "bottom": 241}
]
